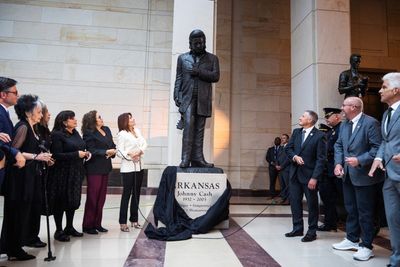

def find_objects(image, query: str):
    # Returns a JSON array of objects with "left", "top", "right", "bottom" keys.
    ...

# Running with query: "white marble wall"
[
  {"left": 215, "top": 0, "right": 291, "bottom": 190},
  {"left": 167, "top": 0, "right": 215, "bottom": 166},
  {"left": 291, "top": 0, "right": 350, "bottom": 127},
  {"left": 0, "top": 0, "right": 173, "bottom": 187}
]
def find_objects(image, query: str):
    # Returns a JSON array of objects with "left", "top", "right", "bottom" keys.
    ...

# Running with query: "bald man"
[{"left": 333, "top": 97, "right": 383, "bottom": 261}]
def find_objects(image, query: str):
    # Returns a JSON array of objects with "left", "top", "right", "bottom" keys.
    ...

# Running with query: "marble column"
[
  {"left": 167, "top": 0, "right": 216, "bottom": 165},
  {"left": 290, "top": 0, "right": 350, "bottom": 127}
]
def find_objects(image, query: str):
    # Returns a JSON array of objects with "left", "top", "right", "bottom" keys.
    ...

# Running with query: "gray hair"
[
  {"left": 382, "top": 72, "right": 400, "bottom": 89},
  {"left": 305, "top": 110, "right": 318, "bottom": 125}
]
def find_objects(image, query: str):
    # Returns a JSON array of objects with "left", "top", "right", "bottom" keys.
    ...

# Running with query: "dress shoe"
[
  {"left": 26, "top": 240, "right": 47, "bottom": 248},
  {"left": 54, "top": 230, "right": 70, "bottom": 242},
  {"left": 179, "top": 160, "right": 190, "bottom": 168},
  {"left": 8, "top": 250, "right": 36, "bottom": 261},
  {"left": 317, "top": 224, "right": 337, "bottom": 232},
  {"left": 285, "top": 230, "right": 303, "bottom": 237},
  {"left": 83, "top": 228, "right": 98, "bottom": 235},
  {"left": 96, "top": 226, "right": 108, "bottom": 233},
  {"left": 301, "top": 234, "right": 317, "bottom": 242},
  {"left": 64, "top": 227, "right": 83, "bottom": 237},
  {"left": 191, "top": 160, "right": 214, "bottom": 168}
]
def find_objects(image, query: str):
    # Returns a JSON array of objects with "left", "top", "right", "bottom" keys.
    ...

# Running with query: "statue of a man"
[
  {"left": 338, "top": 54, "right": 369, "bottom": 98},
  {"left": 173, "top": 29, "right": 220, "bottom": 168}
]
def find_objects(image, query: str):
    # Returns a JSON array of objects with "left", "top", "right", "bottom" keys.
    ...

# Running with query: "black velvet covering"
[{"left": 144, "top": 166, "right": 231, "bottom": 241}]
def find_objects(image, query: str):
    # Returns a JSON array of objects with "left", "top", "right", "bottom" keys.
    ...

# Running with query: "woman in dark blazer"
[
  {"left": 81, "top": 110, "right": 116, "bottom": 234},
  {"left": 49, "top": 110, "right": 90, "bottom": 242}
]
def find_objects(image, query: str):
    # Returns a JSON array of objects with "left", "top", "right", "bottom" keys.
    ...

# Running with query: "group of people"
[
  {"left": 0, "top": 77, "right": 147, "bottom": 261},
  {"left": 266, "top": 72, "right": 400, "bottom": 266}
]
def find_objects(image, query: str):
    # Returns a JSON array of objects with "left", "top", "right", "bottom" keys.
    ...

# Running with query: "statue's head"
[
  {"left": 349, "top": 53, "right": 361, "bottom": 69},
  {"left": 189, "top": 29, "right": 206, "bottom": 55}
]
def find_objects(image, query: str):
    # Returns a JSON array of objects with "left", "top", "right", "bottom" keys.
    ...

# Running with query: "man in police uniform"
[{"left": 318, "top": 108, "right": 343, "bottom": 232}]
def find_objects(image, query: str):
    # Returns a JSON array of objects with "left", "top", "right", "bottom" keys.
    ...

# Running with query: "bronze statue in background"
[
  {"left": 338, "top": 54, "right": 369, "bottom": 98},
  {"left": 173, "top": 29, "right": 220, "bottom": 168}
]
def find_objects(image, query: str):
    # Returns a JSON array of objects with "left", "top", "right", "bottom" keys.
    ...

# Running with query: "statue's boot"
[
  {"left": 180, "top": 119, "right": 193, "bottom": 168},
  {"left": 191, "top": 122, "right": 214, "bottom": 168}
]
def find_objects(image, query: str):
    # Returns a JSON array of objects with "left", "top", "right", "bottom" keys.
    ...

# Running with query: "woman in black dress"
[
  {"left": 0, "top": 94, "right": 52, "bottom": 261},
  {"left": 49, "top": 110, "right": 90, "bottom": 242},
  {"left": 81, "top": 110, "right": 116, "bottom": 234}
]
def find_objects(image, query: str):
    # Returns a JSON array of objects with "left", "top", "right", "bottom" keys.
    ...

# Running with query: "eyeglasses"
[{"left": 4, "top": 90, "right": 18, "bottom": 96}]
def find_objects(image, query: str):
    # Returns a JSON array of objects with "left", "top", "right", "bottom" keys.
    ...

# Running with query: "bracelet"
[{"left": 32, "top": 153, "right": 37, "bottom": 160}]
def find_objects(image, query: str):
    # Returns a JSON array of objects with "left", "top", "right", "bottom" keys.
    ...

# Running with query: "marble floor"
[{"left": 0, "top": 195, "right": 393, "bottom": 267}]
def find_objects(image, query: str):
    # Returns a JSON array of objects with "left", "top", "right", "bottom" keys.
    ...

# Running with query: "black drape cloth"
[{"left": 144, "top": 166, "right": 231, "bottom": 241}]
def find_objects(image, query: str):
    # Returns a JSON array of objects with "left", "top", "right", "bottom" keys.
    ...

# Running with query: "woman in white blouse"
[{"left": 116, "top": 113, "right": 147, "bottom": 232}]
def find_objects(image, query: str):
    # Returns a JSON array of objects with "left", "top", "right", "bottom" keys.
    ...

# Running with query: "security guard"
[{"left": 318, "top": 108, "right": 344, "bottom": 231}]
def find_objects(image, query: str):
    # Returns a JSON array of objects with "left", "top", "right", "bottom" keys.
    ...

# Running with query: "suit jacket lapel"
[
  {"left": 294, "top": 128, "right": 303, "bottom": 154},
  {"left": 387, "top": 108, "right": 400, "bottom": 134},
  {"left": 382, "top": 110, "right": 388, "bottom": 138},
  {"left": 299, "top": 127, "right": 315, "bottom": 153},
  {"left": 349, "top": 114, "right": 364, "bottom": 145}
]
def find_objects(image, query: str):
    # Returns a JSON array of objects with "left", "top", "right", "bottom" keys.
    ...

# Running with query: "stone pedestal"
[{"left": 175, "top": 167, "right": 229, "bottom": 229}]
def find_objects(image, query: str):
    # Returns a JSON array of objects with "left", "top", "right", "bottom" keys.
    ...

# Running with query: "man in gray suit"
[
  {"left": 333, "top": 97, "right": 383, "bottom": 261},
  {"left": 369, "top": 72, "right": 400, "bottom": 267}
]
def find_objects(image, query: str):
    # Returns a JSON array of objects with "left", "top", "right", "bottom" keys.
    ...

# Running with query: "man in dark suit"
[
  {"left": 0, "top": 77, "right": 25, "bottom": 187},
  {"left": 173, "top": 29, "right": 220, "bottom": 168},
  {"left": 333, "top": 97, "right": 382, "bottom": 261},
  {"left": 285, "top": 110, "right": 326, "bottom": 242},
  {"left": 369, "top": 72, "right": 400, "bottom": 267},
  {"left": 266, "top": 137, "right": 281, "bottom": 197},
  {"left": 318, "top": 108, "right": 343, "bottom": 232},
  {"left": 277, "top": 134, "right": 290, "bottom": 204}
]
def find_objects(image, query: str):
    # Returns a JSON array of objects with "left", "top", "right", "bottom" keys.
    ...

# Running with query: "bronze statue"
[
  {"left": 173, "top": 29, "right": 220, "bottom": 168},
  {"left": 338, "top": 54, "right": 368, "bottom": 98}
]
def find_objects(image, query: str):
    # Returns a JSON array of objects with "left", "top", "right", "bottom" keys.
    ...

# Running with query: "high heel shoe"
[
  {"left": 120, "top": 224, "right": 130, "bottom": 232},
  {"left": 131, "top": 222, "right": 142, "bottom": 229}
]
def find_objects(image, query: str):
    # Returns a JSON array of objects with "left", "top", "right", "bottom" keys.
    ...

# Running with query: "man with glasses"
[
  {"left": 0, "top": 77, "right": 26, "bottom": 185},
  {"left": 333, "top": 97, "right": 382, "bottom": 261},
  {"left": 369, "top": 72, "right": 400, "bottom": 267}
]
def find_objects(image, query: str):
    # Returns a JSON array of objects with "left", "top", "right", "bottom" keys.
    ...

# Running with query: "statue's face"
[
  {"left": 190, "top": 37, "right": 206, "bottom": 55},
  {"left": 350, "top": 56, "right": 361, "bottom": 69}
]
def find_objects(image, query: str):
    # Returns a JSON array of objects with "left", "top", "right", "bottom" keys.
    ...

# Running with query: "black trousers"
[
  {"left": 319, "top": 176, "right": 343, "bottom": 228},
  {"left": 269, "top": 166, "right": 279, "bottom": 195},
  {"left": 289, "top": 176, "right": 319, "bottom": 236},
  {"left": 0, "top": 198, "right": 27, "bottom": 255},
  {"left": 182, "top": 100, "right": 207, "bottom": 162},
  {"left": 119, "top": 170, "right": 143, "bottom": 224}
]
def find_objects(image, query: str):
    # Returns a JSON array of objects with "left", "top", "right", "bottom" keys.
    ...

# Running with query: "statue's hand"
[{"left": 189, "top": 65, "right": 200, "bottom": 76}]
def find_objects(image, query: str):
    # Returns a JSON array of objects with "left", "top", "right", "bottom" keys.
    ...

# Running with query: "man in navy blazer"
[
  {"left": 333, "top": 97, "right": 382, "bottom": 261},
  {"left": 285, "top": 110, "right": 326, "bottom": 242},
  {"left": 0, "top": 77, "right": 25, "bottom": 190},
  {"left": 369, "top": 72, "right": 400, "bottom": 267}
]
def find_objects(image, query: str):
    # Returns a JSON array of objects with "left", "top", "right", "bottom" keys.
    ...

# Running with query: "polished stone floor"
[{"left": 0, "top": 195, "right": 392, "bottom": 267}]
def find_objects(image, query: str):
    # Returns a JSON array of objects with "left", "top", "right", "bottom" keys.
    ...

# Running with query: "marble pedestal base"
[{"left": 175, "top": 167, "right": 229, "bottom": 229}]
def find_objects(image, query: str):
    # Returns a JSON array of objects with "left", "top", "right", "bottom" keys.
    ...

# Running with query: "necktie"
[
  {"left": 386, "top": 107, "right": 393, "bottom": 132},
  {"left": 348, "top": 121, "right": 353, "bottom": 140},
  {"left": 301, "top": 130, "right": 306, "bottom": 145}
]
